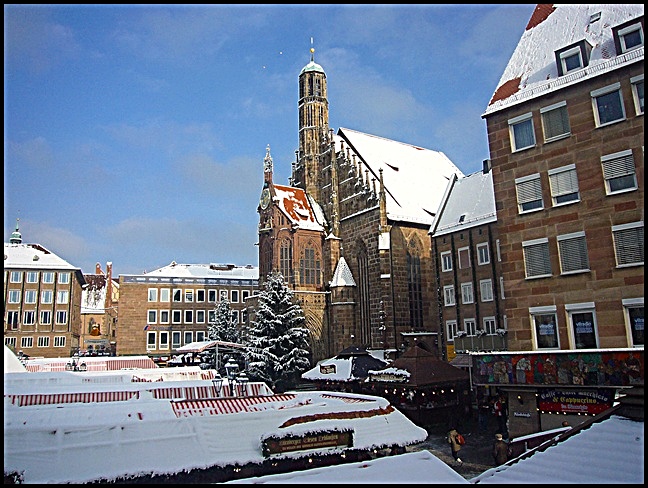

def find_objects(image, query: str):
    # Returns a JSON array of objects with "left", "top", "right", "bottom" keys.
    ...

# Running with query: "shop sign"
[
  {"left": 538, "top": 389, "right": 613, "bottom": 414},
  {"left": 262, "top": 430, "right": 353, "bottom": 457},
  {"left": 319, "top": 364, "right": 336, "bottom": 374}
]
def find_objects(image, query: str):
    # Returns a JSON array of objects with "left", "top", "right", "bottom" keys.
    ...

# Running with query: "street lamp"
[
  {"left": 212, "top": 372, "right": 224, "bottom": 397},
  {"left": 236, "top": 372, "right": 249, "bottom": 397},
  {"left": 224, "top": 359, "right": 240, "bottom": 396}
]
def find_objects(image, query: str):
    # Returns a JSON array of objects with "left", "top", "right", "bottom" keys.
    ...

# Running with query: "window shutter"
[
  {"left": 517, "top": 178, "right": 542, "bottom": 204},
  {"left": 602, "top": 153, "right": 635, "bottom": 180},
  {"left": 613, "top": 226, "right": 644, "bottom": 265},
  {"left": 524, "top": 242, "right": 551, "bottom": 277},
  {"left": 559, "top": 235, "right": 589, "bottom": 272},
  {"left": 549, "top": 168, "right": 578, "bottom": 197},
  {"left": 542, "top": 106, "right": 570, "bottom": 139}
]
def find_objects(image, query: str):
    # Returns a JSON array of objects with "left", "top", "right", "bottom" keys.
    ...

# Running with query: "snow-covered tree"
[
  {"left": 207, "top": 299, "right": 240, "bottom": 344},
  {"left": 245, "top": 271, "right": 311, "bottom": 392}
]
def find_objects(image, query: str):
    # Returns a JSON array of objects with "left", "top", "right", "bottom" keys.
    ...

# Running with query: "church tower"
[{"left": 294, "top": 44, "right": 329, "bottom": 203}]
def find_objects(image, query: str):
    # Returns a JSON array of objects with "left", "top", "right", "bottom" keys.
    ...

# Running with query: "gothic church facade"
[{"left": 257, "top": 50, "right": 464, "bottom": 362}]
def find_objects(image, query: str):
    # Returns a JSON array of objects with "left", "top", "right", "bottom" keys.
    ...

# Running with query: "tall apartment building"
[
  {"left": 483, "top": 4, "right": 644, "bottom": 352},
  {"left": 4, "top": 222, "right": 86, "bottom": 358},
  {"left": 117, "top": 262, "right": 258, "bottom": 361}
]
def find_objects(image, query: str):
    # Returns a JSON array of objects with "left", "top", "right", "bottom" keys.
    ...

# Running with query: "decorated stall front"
[{"left": 470, "top": 348, "right": 644, "bottom": 438}]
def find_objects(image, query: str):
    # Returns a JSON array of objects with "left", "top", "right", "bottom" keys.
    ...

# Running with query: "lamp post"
[
  {"left": 224, "top": 359, "right": 240, "bottom": 396},
  {"left": 211, "top": 372, "right": 224, "bottom": 398},
  {"left": 236, "top": 372, "right": 249, "bottom": 397}
]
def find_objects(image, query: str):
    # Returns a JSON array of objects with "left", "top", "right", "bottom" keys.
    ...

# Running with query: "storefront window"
[
  {"left": 533, "top": 313, "right": 559, "bottom": 349},
  {"left": 569, "top": 311, "right": 598, "bottom": 349},
  {"left": 628, "top": 306, "right": 644, "bottom": 346}
]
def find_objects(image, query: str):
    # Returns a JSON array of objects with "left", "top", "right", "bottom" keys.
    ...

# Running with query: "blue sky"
[{"left": 4, "top": 4, "right": 536, "bottom": 277}]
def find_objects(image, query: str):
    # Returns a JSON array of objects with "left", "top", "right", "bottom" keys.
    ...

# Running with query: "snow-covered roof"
[
  {"left": 230, "top": 449, "right": 469, "bottom": 484},
  {"left": 4, "top": 345, "right": 27, "bottom": 373},
  {"left": 273, "top": 184, "right": 326, "bottom": 232},
  {"left": 336, "top": 128, "right": 464, "bottom": 226},
  {"left": 4, "top": 242, "right": 79, "bottom": 270},
  {"left": 125, "top": 262, "right": 259, "bottom": 280},
  {"left": 329, "top": 256, "right": 356, "bottom": 287},
  {"left": 81, "top": 273, "right": 109, "bottom": 313},
  {"left": 471, "top": 415, "right": 644, "bottom": 484},
  {"left": 430, "top": 169, "right": 497, "bottom": 237},
  {"left": 484, "top": 4, "right": 645, "bottom": 116}
]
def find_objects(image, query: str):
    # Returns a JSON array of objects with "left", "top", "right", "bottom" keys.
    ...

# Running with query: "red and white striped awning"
[
  {"left": 170, "top": 394, "right": 297, "bottom": 417},
  {"left": 321, "top": 393, "right": 374, "bottom": 403},
  {"left": 5, "top": 390, "right": 140, "bottom": 406}
]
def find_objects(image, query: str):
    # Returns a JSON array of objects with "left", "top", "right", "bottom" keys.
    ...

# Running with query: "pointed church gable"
[
  {"left": 337, "top": 128, "right": 464, "bottom": 226},
  {"left": 274, "top": 184, "right": 325, "bottom": 232},
  {"left": 330, "top": 256, "right": 356, "bottom": 287}
]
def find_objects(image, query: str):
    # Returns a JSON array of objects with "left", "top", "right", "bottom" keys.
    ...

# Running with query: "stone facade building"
[
  {"left": 257, "top": 50, "right": 464, "bottom": 362},
  {"left": 4, "top": 221, "right": 86, "bottom": 358}
]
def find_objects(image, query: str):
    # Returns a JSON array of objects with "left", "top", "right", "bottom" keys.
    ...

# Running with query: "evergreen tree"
[
  {"left": 205, "top": 299, "right": 240, "bottom": 370},
  {"left": 245, "top": 271, "right": 311, "bottom": 392}
]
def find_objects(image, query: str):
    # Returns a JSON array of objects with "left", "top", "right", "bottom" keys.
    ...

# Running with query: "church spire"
[{"left": 263, "top": 144, "right": 273, "bottom": 185}]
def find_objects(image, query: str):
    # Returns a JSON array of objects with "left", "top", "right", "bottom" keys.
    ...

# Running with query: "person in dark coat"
[
  {"left": 447, "top": 427, "right": 463, "bottom": 464},
  {"left": 493, "top": 433, "right": 509, "bottom": 465}
]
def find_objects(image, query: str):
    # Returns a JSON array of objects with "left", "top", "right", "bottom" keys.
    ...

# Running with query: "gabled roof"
[
  {"left": 273, "top": 184, "right": 326, "bottom": 232},
  {"left": 4, "top": 242, "right": 79, "bottom": 270},
  {"left": 336, "top": 128, "right": 464, "bottom": 226},
  {"left": 330, "top": 256, "right": 356, "bottom": 287},
  {"left": 128, "top": 262, "right": 259, "bottom": 279},
  {"left": 484, "top": 4, "right": 644, "bottom": 116},
  {"left": 81, "top": 274, "right": 109, "bottom": 313},
  {"left": 430, "top": 169, "right": 497, "bottom": 237}
]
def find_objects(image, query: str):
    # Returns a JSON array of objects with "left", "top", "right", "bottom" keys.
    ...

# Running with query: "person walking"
[
  {"left": 447, "top": 427, "right": 463, "bottom": 464},
  {"left": 493, "top": 433, "right": 509, "bottom": 466}
]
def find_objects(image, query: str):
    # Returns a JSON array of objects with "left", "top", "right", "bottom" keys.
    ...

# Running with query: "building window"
[
  {"left": 591, "top": 83, "right": 625, "bottom": 127},
  {"left": 26, "top": 271, "right": 38, "bottom": 283},
  {"left": 196, "top": 331, "right": 206, "bottom": 342},
  {"left": 10, "top": 271, "right": 22, "bottom": 283},
  {"left": 58, "top": 273, "right": 70, "bottom": 284},
  {"left": 220, "top": 290, "right": 228, "bottom": 302},
  {"left": 184, "top": 331, "right": 193, "bottom": 345},
  {"left": 57, "top": 291, "right": 69, "bottom": 304},
  {"left": 160, "top": 288, "right": 170, "bottom": 302},
  {"left": 173, "top": 289, "right": 182, "bottom": 302},
  {"left": 148, "top": 288, "right": 158, "bottom": 302},
  {"left": 5, "top": 337, "right": 17, "bottom": 349},
  {"left": 612, "top": 221, "right": 644, "bottom": 267},
  {"left": 531, "top": 307, "right": 559, "bottom": 349},
  {"left": 159, "top": 331, "right": 169, "bottom": 350},
  {"left": 21, "top": 337, "right": 34, "bottom": 348},
  {"left": 441, "top": 251, "right": 452, "bottom": 271},
  {"left": 508, "top": 112, "right": 535, "bottom": 152},
  {"left": 54, "top": 336, "right": 66, "bottom": 347},
  {"left": 42, "top": 272, "right": 54, "bottom": 283},
  {"left": 208, "top": 289, "right": 217, "bottom": 302},
  {"left": 172, "top": 331, "right": 181, "bottom": 348},
  {"left": 197, "top": 289, "right": 205, "bottom": 302},
  {"left": 172, "top": 310, "right": 181, "bottom": 324},
  {"left": 7, "top": 311, "right": 19, "bottom": 329},
  {"left": 41, "top": 290, "right": 53, "bottom": 304},
  {"left": 407, "top": 243, "right": 424, "bottom": 330},
  {"left": 464, "top": 319, "right": 477, "bottom": 336},
  {"left": 242, "top": 290, "right": 250, "bottom": 301},
  {"left": 458, "top": 247, "right": 471, "bottom": 269},
  {"left": 147, "top": 332, "right": 156, "bottom": 350},
  {"left": 37, "top": 336, "right": 50, "bottom": 348},
  {"left": 548, "top": 164, "right": 580, "bottom": 206},
  {"left": 566, "top": 303, "right": 598, "bottom": 349},
  {"left": 476, "top": 243, "right": 490, "bottom": 265},
  {"left": 614, "top": 19, "right": 644, "bottom": 54},
  {"left": 446, "top": 320, "right": 458, "bottom": 342},
  {"left": 185, "top": 290, "right": 194, "bottom": 303},
  {"left": 159, "top": 310, "right": 169, "bottom": 324},
  {"left": 443, "top": 285, "right": 455, "bottom": 306},
  {"left": 242, "top": 308, "right": 249, "bottom": 324},
  {"left": 24, "top": 290, "right": 37, "bottom": 304},
  {"left": 299, "top": 246, "right": 321, "bottom": 285},
  {"left": 558, "top": 231, "right": 590, "bottom": 274},
  {"left": 147, "top": 310, "right": 157, "bottom": 324},
  {"left": 484, "top": 317, "right": 497, "bottom": 335},
  {"left": 601, "top": 149, "right": 637, "bottom": 195},
  {"left": 623, "top": 298, "right": 644, "bottom": 347},
  {"left": 523, "top": 238, "right": 552, "bottom": 279},
  {"left": 231, "top": 310, "right": 240, "bottom": 324},
  {"left": 515, "top": 174, "right": 544, "bottom": 213},
  {"left": 631, "top": 74, "right": 644, "bottom": 115},
  {"left": 557, "top": 45, "right": 584, "bottom": 74},
  {"left": 480, "top": 279, "right": 493, "bottom": 302},
  {"left": 23, "top": 311, "right": 36, "bottom": 325},
  {"left": 461, "top": 282, "right": 474, "bottom": 304},
  {"left": 184, "top": 310, "right": 193, "bottom": 324},
  {"left": 8, "top": 290, "right": 21, "bottom": 303},
  {"left": 56, "top": 311, "right": 67, "bottom": 325},
  {"left": 196, "top": 310, "right": 206, "bottom": 324},
  {"left": 280, "top": 240, "right": 293, "bottom": 284},
  {"left": 40, "top": 310, "right": 51, "bottom": 325},
  {"left": 231, "top": 290, "right": 239, "bottom": 303}
]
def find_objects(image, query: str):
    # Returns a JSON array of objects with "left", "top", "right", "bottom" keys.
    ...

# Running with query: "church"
[{"left": 257, "top": 48, "right": 464, "bottom": 362}]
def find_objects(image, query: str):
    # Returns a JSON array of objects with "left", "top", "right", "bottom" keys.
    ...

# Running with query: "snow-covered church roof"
[
  {"left": 273, "top": 183, "right": 326, "bottom": 232},
  {"left": 329, "top": 256, "right": 356, "bottom": 287},
  {"left": 484, "top": 4, "right": 644, "bottom": 116},
  {"left": 335, "top": 128, "right": 464, "bottom": 226}
]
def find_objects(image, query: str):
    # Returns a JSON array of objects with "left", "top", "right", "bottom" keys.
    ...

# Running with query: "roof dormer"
[
  {"left": 555, "top": 40, "right": 592, "bottom": 77},
  {"left": 612, "top": 15, "right": 644, "bottom": 55}
]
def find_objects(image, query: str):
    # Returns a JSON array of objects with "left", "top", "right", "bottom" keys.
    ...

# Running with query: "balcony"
[{"left": 453, "top": 332, "right": 507, "bottom": 353}]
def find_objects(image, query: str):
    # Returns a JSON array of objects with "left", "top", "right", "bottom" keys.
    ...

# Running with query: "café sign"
[
  {"left": 538, "top": 389, "right": 613, "bottom": 415},
  {"left": 262, "top": 429, "right": 353, "bottom": 457}
]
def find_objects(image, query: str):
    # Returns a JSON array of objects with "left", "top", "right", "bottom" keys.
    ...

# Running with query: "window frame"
[
  {"left": 159, "top": 310, "right": 170, "bottom": 324},
  {"left": 8, "top": 290, "right": 21, "bottom": 303},
  {"left": 557, "top": 231, "right": 590, "bottom": 275},
  {"left": 611, "top": 221, "right": 644, "bottom": 267},
  {"left": 508, "top": 112, "right": 536, "bottom": 152},
  {"left": 461, "top": 282, "right": 474, "bottom": 304},
  {"left": 37, "top": 336, "right": 50, "bottom": 348},
  {"left": 446, "top": 320, "right": 458, "bottom": 342},
  {"left": 441, "top": 251, "right": 453, "bottom": 272},
  {"left": 443, "top": 285, "right": 455, "bottom": 307},
  {"left": 40, "top": 310, "right": 52, "bottom": 325},
  {"left": 7, "top": 311, "right": 19, "bottom": 329},
  {"left": 24, "top": 290, "right": 37, "bottom": 304},
  {"left": 631, "top": 74, "right": 644, "bottom": 115},
  {"left": 41, "top": 290, "right": 53, "bottom": 304},
  {"left": 464, "top": 318, "right": 477, "bottom": 337},
  {"left": 56, "top": 310, "right": 68, "bottom": 325},
  {"left": 23, "top": 310, "right": 36, "bottom": 325},
  {"left": 530, "top": 306, "right": 560, "bottom": 350},
  {"left": 614, "top": 20, "right": 644, "bottom": 54},
  {"left": 622, "top": 298, "right": 644, "bottom": 347},
  {"left": 557, "top": 45, "right": 584, "bottom": 75},
  {"left": 148, "top": 288, "right": 158, "bottom": 302},
  {"left": 57, "top": 290, "right": 69, "bottom": 304},
  {"left": 21, "top": 337, "right": 34, "bottom": 349},
  {"left": 515, "top": 173, "right": 544, "bottom": 213},
  {"left": 54, "top": 336, "right": 66, "bottom": 348},
  {"left": 42, "top": 272, "right": 54, "bottom": 284},
  {"left": 457, "top": 246, "right": 471, "bottom": 269},
  {"left": 591, "top": 82, "right": 626, "bottom": 127},
  {"left": 476, "top": 242, "right": 490, "bottom": 265},
  {"left": 548, "top": 164, "right": 580, "bottom": 206},
  {"left": 483, "top": 316, "right": 497, "bottom": 335},
  {"left": 523, "top": 237, "right": 552, "bottom": 279},
  {"left": 146, "top": 331, "right": 156, "bottom": 351},
  {"left": 159, "top": 331, "right": 169, "bottom": 350},
  {"left": 58, "top": 272, "right": 70, "bottom": 284},
  {"left": 147, "top": 310, "right": 157, "bottom": 324},
  {"left": 10, "top": 271, "right": 23, "bottom": 283},
  {"left": 159, "top": 288, "right": 170, "bottom": 302},
  {"left": 480, "top": 279, "right": 494, "bottom": 302},
  {"left": 565, "top": 302, "right": 599, "bottom": 349},
  {"left": 601, "top": 149, "right": 637, "bottom": 195},
  {"left": 26, "top": 271, "right": 39, "bottom": 283}
]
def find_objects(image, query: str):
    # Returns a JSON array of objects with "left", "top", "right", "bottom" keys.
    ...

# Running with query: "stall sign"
[
  {"left": 538, "top": 389, "right": 613, "bottom": 414},
  {"left": 262, "top": 430, "right": 353, "bottom": 457},
  {"left": 319, "top": 364, "right": 336, "bottom": 374}
]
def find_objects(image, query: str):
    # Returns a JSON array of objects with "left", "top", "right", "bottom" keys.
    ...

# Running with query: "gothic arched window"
[
  {"left": 299, "top": 244, "right": 321, "bottom": 285},
  {"left": 280, "top": 239, "right": 293, "bottom": 285},
  {"left": 357, "top": 245, "right": 371, "bottom": 346},
  {"left": 407, "top": 239, "right": 424, "bottom": 330}
]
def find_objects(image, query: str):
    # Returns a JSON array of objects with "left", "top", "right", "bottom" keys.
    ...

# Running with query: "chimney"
[
  {"left": 483, "top": 159, "right": 491, "bottom": 174},
  {"left": 95, "top": 262, "right": 103, "bottom": 274}
]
